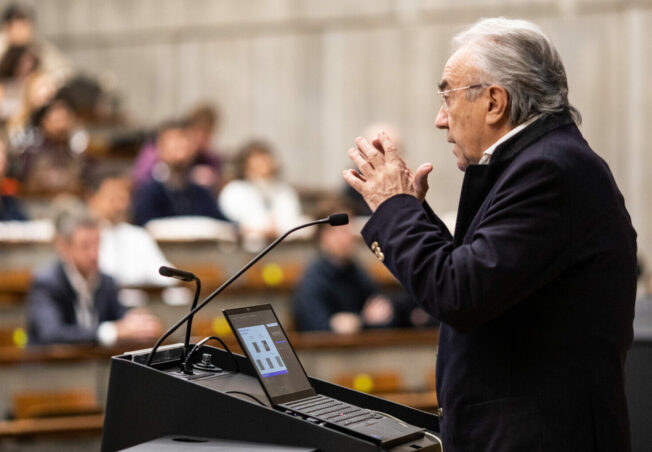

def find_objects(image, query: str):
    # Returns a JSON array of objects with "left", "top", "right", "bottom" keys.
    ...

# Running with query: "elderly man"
[{"left": 344, "top": 18, "right": 637, "bottom": 452}]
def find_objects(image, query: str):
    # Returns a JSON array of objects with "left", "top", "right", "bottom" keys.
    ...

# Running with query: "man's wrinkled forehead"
[{"left": 438, "top": 47, "right": 478, "bottom": 90}]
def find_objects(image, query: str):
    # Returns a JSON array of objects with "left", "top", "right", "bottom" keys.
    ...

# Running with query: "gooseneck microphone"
[
  {"left": 158, "top": 266, "right": 197, "bottom": 282},
  {"left": 146, "top": 213, "right": 349, "bottom": 367},
  {"left": 326, "top": 213, "right": 348, "bottom": 226},
  {"left": 158, "top": 266, "right": 201, "bottom": 372}
]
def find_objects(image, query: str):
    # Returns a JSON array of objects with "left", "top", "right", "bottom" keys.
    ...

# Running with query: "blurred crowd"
[
  {"left": 0, "top": 3, "right": 436, "bottom": 347},
  {"left": 1, "top": 2, "right": 649, "bottom": 351}
]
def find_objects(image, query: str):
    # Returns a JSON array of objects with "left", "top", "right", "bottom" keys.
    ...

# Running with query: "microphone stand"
[
  {"left": 183, "top": 278, "right": 200, "bottom": 364},
  {"left": 146, "top": 216, "right": 345, "bottom": 367},
  {"left": 156, "top": 266, "right": 201, "bottom": 373}
]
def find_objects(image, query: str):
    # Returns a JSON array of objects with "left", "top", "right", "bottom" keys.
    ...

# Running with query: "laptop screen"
[{"left": 224, "top": 304, "right": 316, "bottom": 405}]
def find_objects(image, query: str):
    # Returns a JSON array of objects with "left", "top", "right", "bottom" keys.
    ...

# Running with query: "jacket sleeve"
[
  {"left": 292, "top": 267, "right": 334, "bottom": 332},
  {"left": 361, "top": 158, "right": 571, "bottom": 333},
  {"left": 422, "top": 201, "right": 453, "bottom": 240},
  {"left": 99, "top": 276, "right": 127, "bottom": 322},
  {"left": 27, "top": 279, "right": 98, "bottom": 344}
]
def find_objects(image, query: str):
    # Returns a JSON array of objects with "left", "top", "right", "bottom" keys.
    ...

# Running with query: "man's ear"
[{"left": 485, "top": 85, "right": 509, "bottom": 126}]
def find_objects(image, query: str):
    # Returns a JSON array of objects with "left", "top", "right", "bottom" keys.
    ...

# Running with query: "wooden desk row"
[
  {"left": 0, "top": 259, "right": 399, "bottom": 307},
  {"left": 0, "top": 328, "right": 437, "bottom": 365},
  {"left": 0, "top": 328, "right": 438, "bottom": 440},
  {"left": 0, "top": 414, "right": 105, "bottom": 439}
]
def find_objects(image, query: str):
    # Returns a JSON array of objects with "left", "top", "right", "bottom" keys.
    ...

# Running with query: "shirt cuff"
[{"left": 97, "top": 321, "right": 118, "bottom": 346}]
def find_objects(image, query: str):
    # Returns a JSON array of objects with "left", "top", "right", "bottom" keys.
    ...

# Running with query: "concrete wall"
[{"left": 8, "top": 0, "right": 651, "bottom": 259}]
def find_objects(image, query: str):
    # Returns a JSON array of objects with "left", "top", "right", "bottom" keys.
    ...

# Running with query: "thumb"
[{"left": 413, "top": 163, "right": 433, "bottom": 202}]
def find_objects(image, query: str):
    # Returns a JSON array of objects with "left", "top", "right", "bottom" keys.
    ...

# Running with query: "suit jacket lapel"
[
  {"left": 453, "top": 110, "right": 576, "bottom": 246},
  {"left": 55, "top": 261, "right": 81, "bottom": 324}
]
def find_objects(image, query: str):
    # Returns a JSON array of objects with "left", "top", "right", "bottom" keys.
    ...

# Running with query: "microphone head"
[
  {"left": 327, "top": 213, "right": 349, "bottom": 226},
  {"left": 159, "top": 266, "right": 175, "bottom": 277},
  {"left": 159, "top": 266, "right": 196, "bottom": 282}
]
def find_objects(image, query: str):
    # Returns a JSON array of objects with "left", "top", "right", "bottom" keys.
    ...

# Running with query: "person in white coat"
[{"left": 219, "top": 140, "right": 305, "bottom": 250}]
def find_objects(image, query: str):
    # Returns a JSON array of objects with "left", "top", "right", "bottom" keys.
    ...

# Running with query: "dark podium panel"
[
  {"left": 625, "top": 340, "right": 652, "bottom": 452},
  {"left": 101, "top": 344, "right": 441, "bottom": 451},
  {"left": 122, "top": 435, "right": 317, "bottom": 451}
]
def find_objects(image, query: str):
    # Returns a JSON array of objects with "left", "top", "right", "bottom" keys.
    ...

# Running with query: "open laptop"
[{"left": 223, "top": 304, "right": 425, "bottom": 448}]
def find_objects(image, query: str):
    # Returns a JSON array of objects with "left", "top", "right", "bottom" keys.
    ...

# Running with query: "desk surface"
[
  {"left": 0, "top": 414, "right": 104, "bottom": 438},
  {"left": 0, "top": 328, "right": 438, "bottom": 365},
  {"left": 0, "top": 329, "right": 439, "bottom": 443}
]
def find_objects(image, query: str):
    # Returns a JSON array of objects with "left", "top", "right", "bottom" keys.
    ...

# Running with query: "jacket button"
[{"left": 371, "top": 241, "right": 379, "bottom": 252}]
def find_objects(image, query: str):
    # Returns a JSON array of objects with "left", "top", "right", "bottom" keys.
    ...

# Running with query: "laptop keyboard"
[
  {"left": 285, "top": 395, "right": 381, "bottom": 425},
  {"left": 279, "top": 395, "right": 424, "bottom": 446}
]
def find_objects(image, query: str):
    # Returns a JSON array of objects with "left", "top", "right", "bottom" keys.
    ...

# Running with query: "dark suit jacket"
[
  {"left": 292, "top": 253, "right": 378, "bottom": 331},
  {"left": 132, "top": 178, "right": 227, "bottom": 226},
  {"left": 27, "top": 261, "right": 126, "bottom": 345},
  {"left": 0, "top": 194, "right": 28, "bottom": 221},
  {"left": 361, "top": 111, "right": 637, "bottom": 452}
]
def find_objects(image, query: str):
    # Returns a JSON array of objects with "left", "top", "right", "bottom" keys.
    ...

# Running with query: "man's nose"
[{"left": 435, "top": 106, "right": 448, "bottom": 129}]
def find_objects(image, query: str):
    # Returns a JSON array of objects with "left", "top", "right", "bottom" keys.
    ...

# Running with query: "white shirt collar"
[
  {"left": 62, "top": 260, "right": 99, "bottom": 328},
  {"left": 478, "top": 115, "right": 540, "bottom": 165}
]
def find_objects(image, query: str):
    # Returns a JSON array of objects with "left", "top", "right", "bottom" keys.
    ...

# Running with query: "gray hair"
[
  {"left": 452, "top": 17, "right": 581, "bottom": 126},
  {"left": 55, "top": 208, "right": 98, "bottom": 242}
]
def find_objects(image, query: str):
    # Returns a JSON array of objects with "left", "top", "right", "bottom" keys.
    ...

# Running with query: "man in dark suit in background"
[
  {"left": 27, "top": 211, "right": 161, "bottom": 345},
  {"left": 343, "top": 17, "right": 637, "bottom": 452},
  {"left": 131, "top": 119, "right": 228, "bottom": 226}
]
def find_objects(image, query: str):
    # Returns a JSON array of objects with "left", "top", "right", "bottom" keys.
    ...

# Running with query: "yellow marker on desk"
[
  {"left": 353, "top": 373, "right": 374, "bottom": 393},
  {"left": 262, "top": 263, "right": 284, "bottom": 287},
  {"left": 211, "top": 316, "right": 232, "bottom": 336},
  {"left": 13, "top": 327, "right": 28, "bottom": 348}
]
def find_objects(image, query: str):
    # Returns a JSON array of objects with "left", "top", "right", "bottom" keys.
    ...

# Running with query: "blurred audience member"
[
  {"left": 292, "top": 203, "right": 396, "bottom": 334},
  {"left": 0, "top": 43, "right": 39, "bottom": 80},
  {"left": 0, "top": 44, "right": 39, "bottom": 119},
  {"left": 219, "top": 140, "right": 303, "bottom": 246},
  {"left": 87, "top": 170, "right": 173, "bottom": 287},
  {"left": 0, "top": 132, "right": 27, "bottom": 220},
  {"left": 131, "top": 119, "right": 228, "bottom": 226},
  {"left": 27, "top": 210, "right": 162, "bottom": 345},
  {"left": 185, "top": 103, "right": 223, "bottom": 193},
  {"left": 0, "top": 3, "right": 72, "bottom": 83},
  {"left": 57, "top": 75, "right": 123, "bottom": 126},
  {"left": 6, "top": 69, "right": 58, "bottom": 140},
  {"left": 132, "top": 103, "right": 222, "bottom": 193},
  {"left": 13, "top": 93, "right": 85, "bottom": 194}
]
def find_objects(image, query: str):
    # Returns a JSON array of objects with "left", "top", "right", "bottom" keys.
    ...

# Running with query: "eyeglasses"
[{"left": 437, "top": 84, "right": 486, "bottom": 111}]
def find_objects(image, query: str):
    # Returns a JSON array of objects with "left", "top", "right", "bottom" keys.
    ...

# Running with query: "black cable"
[
  {"left": 182, "top": 336, "right": 239, "bottom": 374},
  {"left": 146, "top": 215, "right": 346, "bottom": 367},
  {"left": 224, "top": 390, "right": 267, "bottom": 406}
]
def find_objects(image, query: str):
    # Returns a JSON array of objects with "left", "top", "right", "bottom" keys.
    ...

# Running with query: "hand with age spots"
[{"left": 342, "top": 131, "right": 433, "bottom": 212}]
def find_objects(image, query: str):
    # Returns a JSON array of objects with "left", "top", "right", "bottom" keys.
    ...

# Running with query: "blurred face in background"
[
  {"left": 88, "top": 177, "right": 131, "bottom": 224},
  {"left": 319, "top": 218, "right": 356, "bottom": 262},
  {"left": 41, "top": 101, "right": 75, "bottom": 143},
  {"left": 4, "top": 18, "right": 33, "bottom": 45},
  {"left": 25, "top": 72, "right": 57, "bottom": 111},
  {"left": 244, "top": 150, "right": 276, "bottom": 182},
  {"left": 15, "top": 47, "right": 38, "bottom": 79},
  {"left": 187, "top": 122, "right": 215, "bottom": 151},
  {"left": 157, "top": 127, "right": 195, "bottom": 171},
  {"left": 57, "top": 226, "right": 100, "bottom": 281}
]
